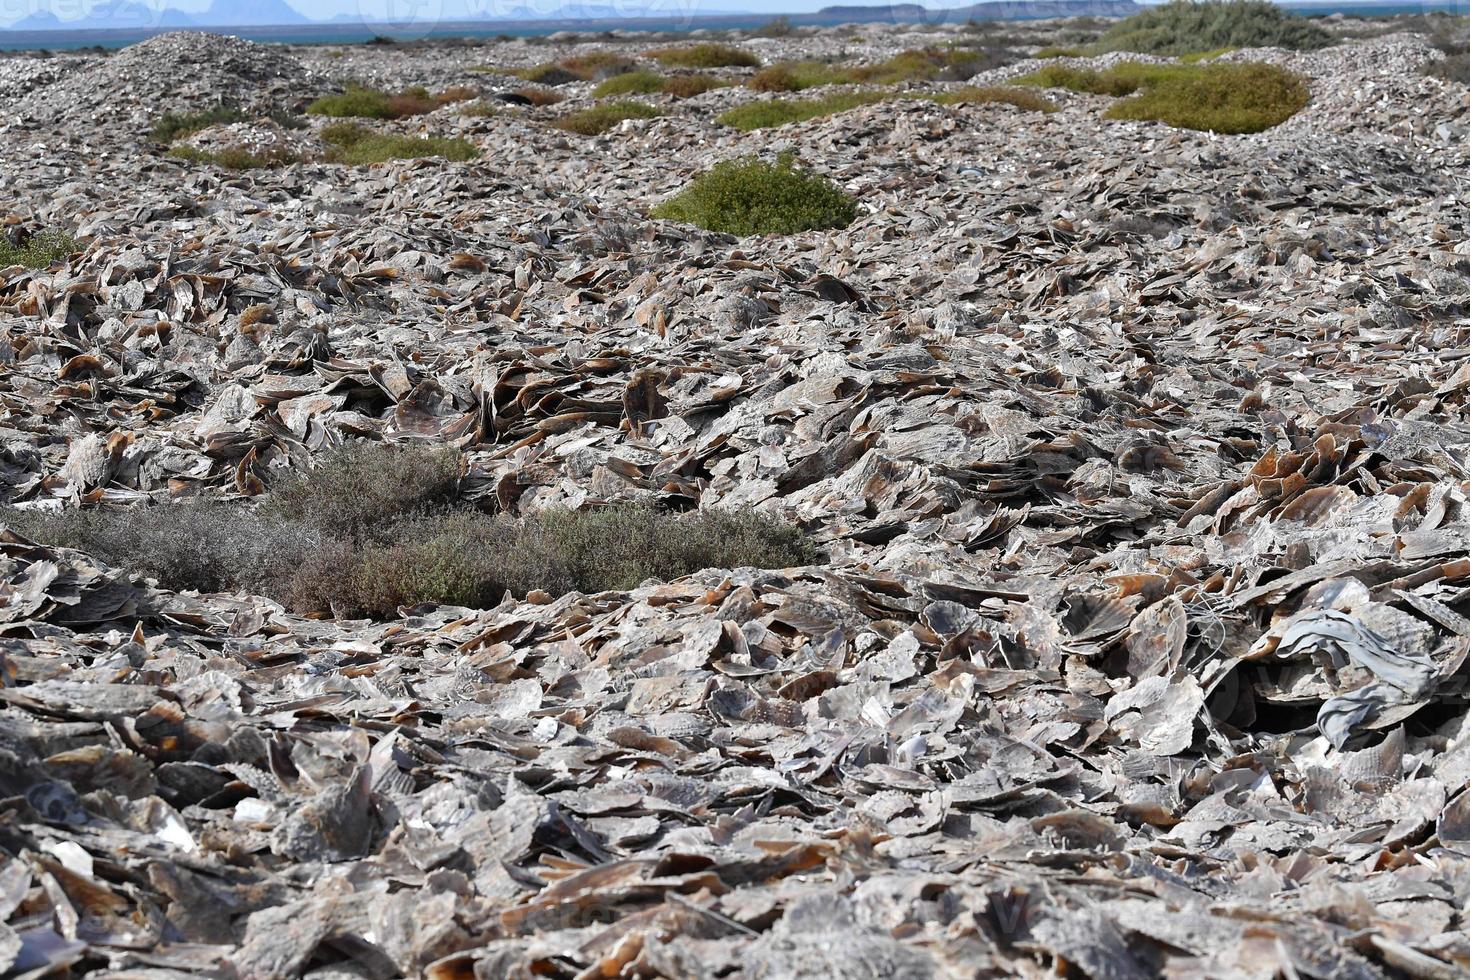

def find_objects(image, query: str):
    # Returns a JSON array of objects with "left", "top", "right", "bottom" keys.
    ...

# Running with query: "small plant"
[
  {"left": 847, "top": 45, "right": 1013, "bottom": 84},
  {"left": 150, "top": 103, "right": 247, "bottom": 142},
  {"left": 716, "top": 91, "right": 884, "bottom": 131},
  {"left": 0, "top": 228, "right": 80, "bottom": 269},
  {"left": 319, "top": 123, "right": 478, "bottom": 164},
  {"left": 593, "top": 70, "right": 666, "bottom": 96},
  {"left": 553, "top": 100, "right": 662, "bottom": 135},
  {"left": 307, "top": 85, "right": 475, "bottom": 119},
  {"left": 652, "top": 153, "right": 856, "bottom": 236},
  {"left": 1096, "top": 0, "right": 1332, "bottom": 56},
  {"left": 646, "top": 43, "right": 760, "bottom": 69},
  {"left": 168, "top": 145, "right": 299, "bottom": 169},
  {"left": 752, "top": 15, "right": 793, "bottom": 37},
  {"left": 593, "top": 70, "right": 729, "bottom": 98},
  {"left": 2, "top": 440, "right": 817, "bottom": 620},
  {"left": 560, "top": 52, "right": 641, "bottom": 79},
  {"left": 2, "top": 501, "right": 317, "bottom": 596},
  {"left": 263, "top": 442, "right": 461, "bottom": 540},
  {"left": 748, "top": 60, "right": 848, "bottom": 92},
  {"left": 499, "top": 52, "right": 640, "bottom": 84},
  {"left": 662, "top": 73, "right": 730, "bottom": 98},
  {"left": 921, "top": 86, "right": 1057, "bottom": 111}
]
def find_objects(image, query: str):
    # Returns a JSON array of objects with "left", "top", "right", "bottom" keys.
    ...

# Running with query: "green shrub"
[
  {"left": 561, "top": 52, "right": 641, "bottom": 79},
  {"left": 150, "top": 103, "right": 247, "bottom": 142},
  {"left": 593, "top": 70, "right": 666, "bottom": 96},
  {"left": 1015, "top": 59, "right": 1307, "bottom": 132},
  {"left": 307, "top": 85, "right": 475, "bottom": 119},
  {"left": 662, "top": 73, "right": 731, "bottom": 98},
  {"left": 262, "top": 442, "right": 461, "bottom": 540},
  {"left": 2, "top": 501, "right": 316, "bottom": 596},
  {"left": 2, "top": 446, "right": 816, "bottom": 620},
  {"left": 716, "top": 90, "right": 884, "bottom": 131},
  {"left": 1106, "top": 61, "right": 1308, "bottom": 133},
  {"left": 553, "top": 100, "right": 662, "bottom": 135},
  {"left": 0, "top": 229, "right": 79, "bottom": 269},
  {"left": 1033, "top": 46, "right": 1083, "bottom": 58},
  {"left": 652, "top": 153, "right": 856, "bottom": 236},
  {"left": 646, "top": 43, "right": 760, "bottom": 68},
  {"left": 748, "top": 61, "right": 849, "bottom": 92},
  {"left": 1096, "top": 0, "right": 1332, "bottom": 56},
  {"left": 169, "top": 145, "right": 299, "bottom": 169},
  {"left": 752, "top": 15, "right": 793, "bottom": 37},
  {"left": 1014, "top": 60, "right": 1184, "bottom": 96},
  {"left": 921, "top": 86, "right": 1057, "bottom": 111},
  {"left": 319, "top": 122, "right": 477, "bottom": 163},
  {"left": 847, "top": 45, "right": 1013, "bottom": 84},
  {"left": 499, "top": 52, "right": 640, "bottom": 84}
]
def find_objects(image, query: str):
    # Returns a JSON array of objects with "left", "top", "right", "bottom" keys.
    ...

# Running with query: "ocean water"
[{"left": 0, "top": 1, "right": 1464, "bottom": 52}]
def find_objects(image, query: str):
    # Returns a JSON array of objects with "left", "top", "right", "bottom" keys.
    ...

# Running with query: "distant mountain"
[
  {"left": 195, "top": 0, "right": 308, "bottom": 25},
  {"left": 6, "top": 2, "right": 195, "bottom": 30}
]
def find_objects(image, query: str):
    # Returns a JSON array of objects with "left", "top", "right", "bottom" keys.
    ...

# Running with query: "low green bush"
[
  {"left": 593, "top": 69, "right": 666, "bottom": 96},
  {"left": 1096, "top": 0, "right": 1332, "bottom": 56},
  {"left": 494, "top": 52, "right": 640, "bottom": 84},
  {"left": 169, "top": 145, "right": 299, "bottom": 169},
  {"left": 921, "top": 86, "right": 1057, "bottom": 111},
  {"left": 1, "top": 442, "right": 816, "bottom": 619},
  {"left": 261, "top": 442, "right": 461, "bottom": 541},
  {"left": 748, "top": 60, "right": 849, "bottom": 92},
  {"left": 1015, "top": 60, "right": 1308, "bottom": 132},
  {"left": 652, "top": 153, "right": 856, "bottom": 236},
  {"left": 847, "top": 45, "right": 1014, "bottom": 84},
  {"left": 319, "top": 122, "right": 478, "bottom": 163},
  {"left": 150, "top": 103, "right": 248, "bottom": 142},
  {"left": 1103, "top": 60, "right": 1308, "bottom": 133},
  {"left": 663, "top": 73, "right": 730, "bottom": 98},
  {"left": 646, "top": 43, "right": 760, "bottom": 68},
  {"left": 0, "top": 229, "right": 79, "bottom": 269},
  {"left": 1033, "top": 46, "right": 1084, "bottom": 58},
  {"left": 553, "top": 100, "right": 663, "bottom": 135},
  {"left": 717, "top": 90, "right": 885, "bottom": 131}
]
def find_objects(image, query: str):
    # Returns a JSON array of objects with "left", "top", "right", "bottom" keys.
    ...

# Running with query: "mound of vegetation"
[
  {"left": 307, "top": 84, "right": 477, "bottom": 119},
  {"left": 0, "top": 229, "right": 79, "bottom": 269},
  {"left": 2, "top": 443, "right": 815, "bottom": 619},
  {"left": 652, "top": 153, "right": 856, "bottom": 236},
  {"left": 922, "top": 86, "right": 1057, "bottom": 111},
  {"left": 168, "top": 145, "right": 299, "bottom": 169},
  {"left": 320, "top": 122, "right": 477, "bottom": 164},
  {"left": 717, "top": 91, "right": 885, "bottom": 131},
  {"left": 592, "top": 71, "right": 730, "bottom": 98},
  {"left": 1105, "top": 61, "right": 1308, "bottom": 132},
  {"left": 1016, "top": 59, "right": 1308, "bottom": 132},
  {"left": 495, "top": 52, "right": 641, "bottom": 84},
  {"left": 645, "top": 43, "right": 760, "bottom": 69},
  {"left": 553, "top": 100, "right": 663, "bottom": 135},
  {"left": 1096, "top": 0, "right": 1332, "bottom": 56},
  {"left": 748, "top": 61, "right": 850, "bottom": 92},
  {"left": 847, "top": 45, "right": 1014, "bottom": 84}
]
